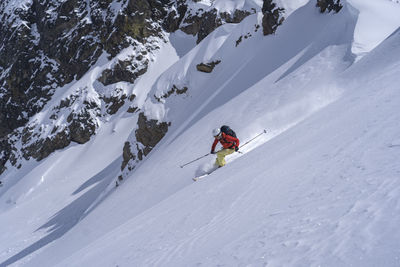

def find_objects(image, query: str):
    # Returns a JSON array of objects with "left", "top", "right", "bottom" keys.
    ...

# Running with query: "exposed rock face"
[
  {"left": 154, "top": 85, "right": 188, "bottom": 102},
  {"left": 0, "top": 0, "right": 170, "bottom": 174},
  {"left": 316, "top": 0, "right": 343, "bottom": 13},
  {"left": 220, "top": 9, "right": 254, "bottom": 24},
  {"left": 0, "top": 139, "right": 12, "bottom": 174},
  {"left": 121, "top": 141, "right": 135, "bottom": 171},
  {"left": 0, "top": 0, "right": 167, "bottom": 139},
  {"left": 196, "top": 60, "right": 221, "bottom": 73},
  {"left": 68, "top": 107, "right": 99, "bottom": 144},
  {"left": 18, "top": 93, "right": 100, "bottom": 162},
  {"left": 22, "top": 130, "right": 71, "bottom": 161},
  {"left": 103, "top": 90, "right": 129, "bottom": 115},
  {"left": 162, "top": 0, "right": 188, "bottom": 32},
  {"left": 135, "top": 112, "right": 170, "bottom": 160},
  {"left": 164, "top": 2, "right": 253, "bottom": 43},
  {"left": 181, "top": 9, "right": 221, "bottom": 43},
  {"left": 98, "top": 59, "right": 149, "bottom": 86},
  {"left": 119, "top": 112, "right": 170, "bottom": 179},
  {"left": 261, "top": 0, "right": 285, "bottom": 36},
  {"left": 0, "top": 0, "right": 260, "bottom": 176}
]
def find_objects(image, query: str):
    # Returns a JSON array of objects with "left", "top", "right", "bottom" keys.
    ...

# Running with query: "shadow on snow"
[{"left": 0, "top": 157, "right": 120, "bottom": 267}]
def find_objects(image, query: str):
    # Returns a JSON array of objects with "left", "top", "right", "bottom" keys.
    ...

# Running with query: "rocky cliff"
[
  {"left": 1, "top": 0, "right": 341, "bottom": 179},
  {"left": 0, "top": 0, "right": 260, "bottom": 176},
  {"left": 0, "top": 0, "right": 170, "bottom": 174},
  {"left": 0, "top": 0, "right": 341, "bottom": 181}
]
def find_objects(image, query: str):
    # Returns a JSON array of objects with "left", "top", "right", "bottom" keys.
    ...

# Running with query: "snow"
[
  {"left": 1, "top": 0, "right": 32, "bottom": 16},
  {"left": 275, "top": 0, "right": 309, "bottom": 16},
  {"left": 347, "top": 0, "right": 400, "bottom": 58},
  {"left": 1, "top": 0, "right": 400, "bottom": 266},
  {"left": 169, "top": 30, "right": 197, "bottom": 58},
  {"left": 212, "top": 0, "right": 262, "bottom": 13}
]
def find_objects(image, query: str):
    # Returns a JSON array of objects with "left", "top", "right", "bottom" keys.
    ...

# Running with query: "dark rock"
[
  {"left": 181, "top": 9, "right": 221, "bottom": 44},
  {"left": 180, "top": 7, "right": 253, "bottom": 44},
  {"left": 129, "top": 94, "right": 137, "bottom": 101},
  {"left": 22, "top": 130, "right": 71, "bottom": 161},
  {"left": 127, "top": 94, "right": 138, "bottom": 113},
  {"left": 162, "top": 1, "right": 188, "bottom": 32},
  {"left": 196, "top": 60, "right": 221, "bottom": 73},
  {"left": 220, "top": 9, "right": 252, "bottom": 23},
  {"left": 155, "top": 85, "right": 188, "bottom": 102},
  {"left": 236, "top": 36, "right": 243, "bottom": 47},
  {"left": 316, "top": 0, "right": 343, "bottom": 13},
  {"left": 104, "top": 0, "right": 166, "bottom": 57},
  {"left": 103, "top": 91, "right": 128, "bottom": 115},
  {"left": 68, "top": 109, "right": 98, "bottom": 144},
  {"left": 135, "top": 112, "right": 170, "bottom": 158},
  {"left": 107, "top": 97, "right": 127, "bottom": 115},
  {"left": 21, "top": 126, "right": 32, "bottom": 145},
  {"left": 261, "top": 0, "right": 285, "bottom": 36},
  {"left": 0, "top": 0, "right": 167, "bottom": 141},
  {"left": 127, "top": 106, "right": 138, "bottom": 113},
  {"left": 98, "top": 59, "right": 149, "bottom": 86},
  {"left": 119, "top": 112, "right": 170, "bottom": 176},
  {"left": 121, "top": 141, "right": 136, "bottom": 171},
  {"left": 0, "top": 138, "right": 12, "bottom": 174}
]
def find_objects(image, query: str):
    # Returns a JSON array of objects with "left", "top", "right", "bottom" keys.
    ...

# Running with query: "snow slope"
[
  {"left": 1, "top": 0, "right": 400, "bottom": 266},
  {"left": 59, "top": 25, "right": 400, "bottom": 267}
]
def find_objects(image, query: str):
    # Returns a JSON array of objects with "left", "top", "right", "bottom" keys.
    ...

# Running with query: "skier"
[{"left": 211, "top": 127, "right": 239, "bottom": 167}]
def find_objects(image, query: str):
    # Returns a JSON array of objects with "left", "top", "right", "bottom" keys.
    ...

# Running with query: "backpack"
[{"left": 220, "top": 125, "right": 237, "bottom": 138}]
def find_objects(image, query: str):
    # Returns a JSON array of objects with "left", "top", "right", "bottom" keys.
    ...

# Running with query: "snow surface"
[
  {"left": 1, "top": 0, "right": 400, "bottom": 266},
  {"left": 348, "top": 0, "right": 400, "bottom": 58},
  {"left": 189, "top": 0, "right": 262, "bottom": 14}
]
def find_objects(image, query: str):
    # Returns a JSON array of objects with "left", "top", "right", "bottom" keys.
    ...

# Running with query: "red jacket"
[{"left": 211, "top": 132, "right": 240, "bottom": 152}]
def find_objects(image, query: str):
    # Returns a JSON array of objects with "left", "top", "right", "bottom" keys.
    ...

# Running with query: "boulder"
[{"left": 196, "top": 60, "right": 221, "bottom": 73}]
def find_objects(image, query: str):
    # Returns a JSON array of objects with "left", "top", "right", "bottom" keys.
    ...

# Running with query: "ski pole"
[
  {"left": 180, "top": 148, "right": 226, "bottom": 168},
  {"left": 180, "top": 130, "right": 266, "bottom": 168},
  {"left": 180, "top": 153, "right": 210, "bottom": 168},
  {"left": 239, "top": 129, "right": 267, "bottom": 150}
]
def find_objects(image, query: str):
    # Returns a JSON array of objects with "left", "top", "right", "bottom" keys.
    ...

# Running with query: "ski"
[
  {"left": 193, "top": 173, "right": 209, "bottom": 181},
  {"left": 193, "top": 166, "right": 222, "bottom": 181}
]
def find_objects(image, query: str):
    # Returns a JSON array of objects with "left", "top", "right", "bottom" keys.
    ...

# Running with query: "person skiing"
[{"left": 211, "top": 127, "right": 239, "bottom": 167}]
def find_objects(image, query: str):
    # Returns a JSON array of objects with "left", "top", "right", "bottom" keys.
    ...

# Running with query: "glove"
[
  {"left": 235, "top": 147, "right": 239, "bottom": 152},
  {"left": 211, "top": 151, "right": 216, "bottom": 154}
]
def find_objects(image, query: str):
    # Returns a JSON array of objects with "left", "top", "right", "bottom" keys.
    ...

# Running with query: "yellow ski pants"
[{"left": 215, "top": 148, "right": 235, "bottom": 167}]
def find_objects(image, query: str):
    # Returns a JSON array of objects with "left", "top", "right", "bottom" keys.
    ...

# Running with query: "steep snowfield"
[
  {"left": 1, "top": 0, "right": 400, "bottom": 266},
  {"left": 0, "top": 40, "right": 180, "bottom": 266}
]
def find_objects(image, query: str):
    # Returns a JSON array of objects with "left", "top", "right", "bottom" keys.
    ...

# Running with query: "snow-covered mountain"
[{"left": 1, "top": 0, "right": 400, "bottom": 266}]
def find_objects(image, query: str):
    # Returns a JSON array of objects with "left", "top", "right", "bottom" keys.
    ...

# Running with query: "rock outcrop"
[
  {"left": 316, "top": 0, "right": 343, "bottom": 13},
  {"left": 196, "top": 60, "right": 221, "bottom": 73},
  {"left": 163, "top": 1, "right": 254, "bottom": 44},
  {"left": 0, "top": 0, "right": 167, "bottom": 138},
  {"left": 119, "top": 113, "right": 170, "bottom": 182},
  {"left": 261, "top": 0, "right": 285, "bottom": 36},
  {"left": 154, "top": 85, "right": 188, "bottom": 102},
  {"left": 0, "top": 0, "right": 264, "bottom": 176},
  {"left": 0, "top": 0, "right": 169, "bottom": 174},
  {"left": 135, "top": 113, "right": 170, "bottom": 160}
]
